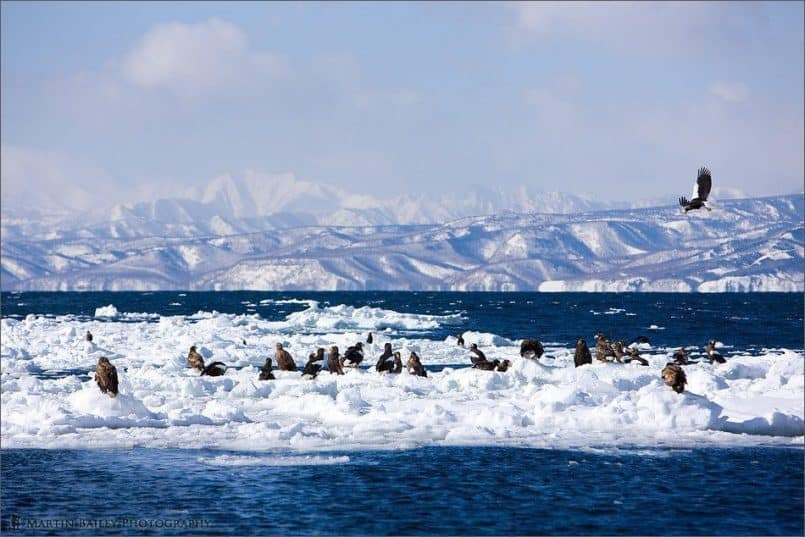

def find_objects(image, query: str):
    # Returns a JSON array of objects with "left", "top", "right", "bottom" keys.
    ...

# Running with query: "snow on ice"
[{"left": 1, "top": 302, "right": 803, "bottom": 451}]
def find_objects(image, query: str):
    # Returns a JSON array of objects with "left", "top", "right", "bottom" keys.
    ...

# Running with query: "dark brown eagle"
[
  {"left": 328, "top": 346, "right": 344, "bottom": 375},
  {"left": 705, "top": 339, "right": 726, "bottom": 364},
  {"left": 258, "top": 358, "right": 275, "bottom": 380},
  {"left": 574, "top": 338, "right": 592, "bottom": 368},
  {"left": 377, "top": 351, "right": 402, "bottom": 374},
  {"left": 661, "top": 363, "right": 687, "bottom": 394},
  {"left": 200, "top": 361, "right": 228, "bottom": 377},
  {"left": 679, "top": 167, "right": 712, "bottom": 213},
  {"left": 95, "top": 356, "right": 119, "bottom": 397},
  {"left": 407, "top": 352, "right": 428, "bottom": 377},
  {"left": 275, "top": 343, "right": 297, "bottom": 371},
  {"left": 187, "top": 345, "right": 205, "bottom": 371},
  {"left": 519, "top": 339, "right": 544, "bottom": 359}
]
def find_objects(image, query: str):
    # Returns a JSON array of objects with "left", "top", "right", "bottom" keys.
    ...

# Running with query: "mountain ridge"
[
  {"left": 2, "top": 194, "right": 802, "bottom": 292},
  {"left": 3, "top": 171, "right": 758, "bottom": 242}
]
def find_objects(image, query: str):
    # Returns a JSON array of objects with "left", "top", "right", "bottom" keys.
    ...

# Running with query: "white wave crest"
[{"left": 198, "top": 455, "right": 350, "bottom": 467}]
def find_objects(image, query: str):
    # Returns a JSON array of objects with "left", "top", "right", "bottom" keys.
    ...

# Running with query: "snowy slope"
[{"left": 2, "top": 195, "right": 802, "bottom": 291}]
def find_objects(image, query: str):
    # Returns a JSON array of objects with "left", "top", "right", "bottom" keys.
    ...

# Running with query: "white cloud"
[
  {"left": 0, "top": 145, "right": 182, "bottom": 213},
  {"left": 122, "top": 18, "right": 284, "bottom": 98},
  {"left": 509, "top": 2, "right": 766, "bottom": 57},
  {"left": 1, "top": 146, "right": 100, "bottom": 211},
  {"left": 709, "top": 81, "right": 751, "bottom": 103}
]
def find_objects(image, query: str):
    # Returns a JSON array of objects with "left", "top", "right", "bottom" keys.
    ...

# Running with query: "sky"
[{"left": 2, "top": 1, "right": 803, "bottom": 212}]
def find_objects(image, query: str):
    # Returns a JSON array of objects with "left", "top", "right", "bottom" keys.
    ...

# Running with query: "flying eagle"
[{"left": 679, "top": 167, "right": 712, "bottom": 213}]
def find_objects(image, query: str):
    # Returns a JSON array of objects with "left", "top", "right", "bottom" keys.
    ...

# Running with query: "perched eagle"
[
  {"left": 187, "top": 345, "right": 205, "bottom": 371},
  {"left": 661, "top": 363, "right": 687, "bottom": 394},
  {"left": 258, "top": 358, "right": 275, "bottom": 380},
  {"left": 573, "top": 338, "right": 592, "bottom": 368},
  {"left": 275, "top": 343, "right": 297, "bottom": 371},
  {"left": 95, "top": 356, "right": 119, "bottom": 397},
  {"left": 679, "top": 167, "right": 712, "bottom": 213},
  {"left": 301, "top": 357, "right": 322, "bottom": 379},
  {"left": 705, "top": 339, "right": 726, "bottom": 364},
  {"left": 407, "top": 352, "right": 427, "bottom": 377},
  {"left": 342, "top": 342, "right": 364, "bottom": 367},
  {"left": 519, "top": 339, "right": 544, "bottom": 359},
  {"left": 201, "top": 361, "right": 227, "bottom": 377}
]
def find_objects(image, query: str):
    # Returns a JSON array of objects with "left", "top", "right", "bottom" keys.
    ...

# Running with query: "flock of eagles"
[
  {"left": 92, "top": 330, "right": 726, "bottom": 400},
  {"left": 93, "top": 166, "right": 723, "bottom": 400}
]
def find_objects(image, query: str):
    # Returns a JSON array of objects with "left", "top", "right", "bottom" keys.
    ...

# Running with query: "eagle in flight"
[{"left": 679, "top": 167, "right": 712, "bottom": 213}]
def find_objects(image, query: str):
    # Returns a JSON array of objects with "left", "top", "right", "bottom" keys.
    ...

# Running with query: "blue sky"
[{"left": 2, "top": 1, "right": 803, "bottom": 210}]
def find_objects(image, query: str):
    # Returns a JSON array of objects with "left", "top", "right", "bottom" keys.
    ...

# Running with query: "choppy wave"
[
  {"left": 1, "top": 304, "right": 803, "bottom": 451},
  {"left": 198, "top": 455, "right": 350, "bottom": 467}
]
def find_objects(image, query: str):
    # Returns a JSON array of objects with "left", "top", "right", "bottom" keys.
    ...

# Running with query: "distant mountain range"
[
  {"left": 2, "top": 179, "right": 802, "bottom": 291},
  {"left": 0, "top": 172, "right": 749, "bottom": 240}
]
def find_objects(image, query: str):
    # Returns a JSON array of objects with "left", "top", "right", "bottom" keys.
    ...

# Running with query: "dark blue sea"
[
  {"left": 3, "top": 291, "right": 803, "bottom": 351},
  {"left": 1, "top": 446, "right": 802, "bottom": 536},
  {"left": 2, "top": 292, "right": 803, "bottom": 535}
]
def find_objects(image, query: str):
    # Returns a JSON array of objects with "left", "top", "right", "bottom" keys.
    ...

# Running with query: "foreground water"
[
  {"left": 1, "top": 292, "right": 803, "bottom": 534},
  {"left": 2, "top": 446, "right": 802, "bottom": 536}
]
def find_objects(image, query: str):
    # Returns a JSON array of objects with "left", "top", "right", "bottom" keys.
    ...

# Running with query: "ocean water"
[
  {"left": 1, "top": 446, "right": 802, "bottom": 536},
  {"left": 1, "top": 292, "right": 803, "bottom": 535},
  {"left": 3, "top": 291, "right": 803, "bottom": 350}
]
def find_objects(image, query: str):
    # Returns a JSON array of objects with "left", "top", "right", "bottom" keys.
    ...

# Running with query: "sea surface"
[
  {"left": 1, "top": 292, "right": 803, "bottom": 535},
  {"left": 2, "top": 446, "right": 802, "bottom": 536},
  {"left": 3, "top": 291, "right": 803, "bottom": 351}
]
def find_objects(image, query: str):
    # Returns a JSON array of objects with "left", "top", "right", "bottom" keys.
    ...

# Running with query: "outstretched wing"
[{"left": 696, "top": 167, "right": 712, "bottom": 201}]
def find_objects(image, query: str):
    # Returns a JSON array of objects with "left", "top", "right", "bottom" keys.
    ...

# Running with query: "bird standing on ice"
[
  {"left": 302, "top": 350, "right": 324, "bottom": 379},
  {"left": 519, "top": 339, "right": 544, "bottom": 359},
  {"left": 342, "top": 342, "right": 365, "bottom": 367},
  {"left": 275, "top": 343, "right": 297, "bottom": 371},
  {"left": 574, "top": 338, "right": 592, "bottom": 367},
  {"left": 407, "top": 352, "right": 428, "bottom": 377},
  {"left": 679, "top": 167, "right": 713, "bottom": 213},
  {"left": 188, "top": 345, "right": 205, "bottom": 371},
  {"left": 328, "top": 346, "right": 344, "bottom": 375},
  {"left": 661, "top": 363, "right": 687, "bottom": 393},
  {"left": 95, "top": 356, "right": 119, "bottom": 397},
  {"left": 705, "top": 339, "right": 726, "bottom": 364},
  {"left": 258, "top": 358, "right": 275, "bottom": 380}
]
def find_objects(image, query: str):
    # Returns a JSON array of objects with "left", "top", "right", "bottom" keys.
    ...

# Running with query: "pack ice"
[{"left": 2, "top": 302, "right": 803, "bottom": 451}]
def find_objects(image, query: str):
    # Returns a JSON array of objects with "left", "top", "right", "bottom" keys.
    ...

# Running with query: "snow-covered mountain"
[
  {"left": 2, "top": 194, "right": 802, "bottom": 292},
  {"left": 3, "top": 172, "right": 668, "bottom": 243}
]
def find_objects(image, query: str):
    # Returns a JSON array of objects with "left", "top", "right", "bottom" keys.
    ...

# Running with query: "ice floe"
[{"left": 1, "top": 303, "right": 802, "bottom": 451}]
